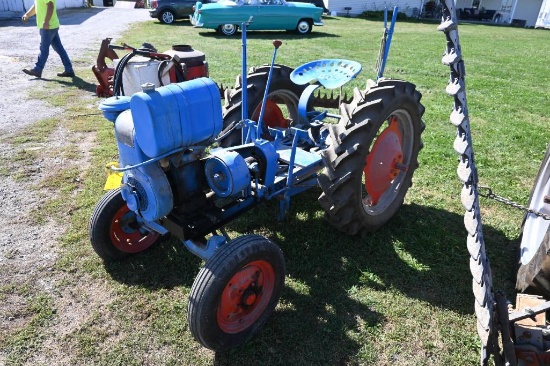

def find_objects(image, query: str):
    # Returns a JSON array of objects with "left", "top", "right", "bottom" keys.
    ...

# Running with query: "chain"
[{"left": 478, "top": 186, "right": 550, "bottom": 220}]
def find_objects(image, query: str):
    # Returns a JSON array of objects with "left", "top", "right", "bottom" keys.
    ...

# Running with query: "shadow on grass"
[
  {"left": 102, "top": 238, "right": 203, "bottom": 289},
  {"left": 225, "top": 188, "right": 518, "bottom": 314},
  {"left": 216, "top": 188, "right": 517, "bottom": 363},
  {"left": 41, "top": 75, "right": 98, "bottom": 94},
  {"left": 101, "top": 186, "right": 517, "bottom": 364}
]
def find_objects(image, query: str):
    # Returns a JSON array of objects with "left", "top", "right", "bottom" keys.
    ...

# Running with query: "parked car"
[
  {"left": 149, "top": 0, "right": 215, "bottom": 24},
  {"left": 190, "top": 0, "right": 324, "bottom": 36}
]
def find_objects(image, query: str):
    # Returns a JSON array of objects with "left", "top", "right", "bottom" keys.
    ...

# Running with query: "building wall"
[
  {"left": 480, "top": 0, "right": 501, "bottom": 11},
  {"left": 327, "top": 0, "right": 422, "bottom": 17},
  {"left": 1, "top": 0, "right": 83, "bottom": 16},
  {"left": 536, "top": 0, "right": 550, "bottom": 27},
  {"left": 512, "top": 0, "right": 542, "bottom": 26}
]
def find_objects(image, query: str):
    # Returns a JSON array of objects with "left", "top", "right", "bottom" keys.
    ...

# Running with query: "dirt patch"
[{"left": 0, "top": 7, "right": 152, "bottom": 364}]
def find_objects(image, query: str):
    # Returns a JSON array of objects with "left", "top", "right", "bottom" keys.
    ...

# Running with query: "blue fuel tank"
[{"left": 129, "top": 77, "right": 222, "bottom": 158}]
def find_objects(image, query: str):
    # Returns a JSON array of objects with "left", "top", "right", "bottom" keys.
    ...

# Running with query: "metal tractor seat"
[
  {"left": 291, "top": 59, "right": 362, "bottom": 89},
  {"left": 290, "top": 59, "right": 362, "bottom": 125}
]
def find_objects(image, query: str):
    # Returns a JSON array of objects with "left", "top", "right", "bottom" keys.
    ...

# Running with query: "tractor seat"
[{"left": 290, "top": 59, "right": 362, "bottom": 89}]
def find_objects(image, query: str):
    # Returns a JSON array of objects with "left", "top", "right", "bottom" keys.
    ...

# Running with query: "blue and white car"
[{"left": 190, "top": 0, "right": 324, "bottom": 36}]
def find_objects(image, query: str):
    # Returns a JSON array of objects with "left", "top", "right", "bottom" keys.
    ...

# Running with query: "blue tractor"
[{"left": 90, "top": 24, "right": 425, "bottom": 351}]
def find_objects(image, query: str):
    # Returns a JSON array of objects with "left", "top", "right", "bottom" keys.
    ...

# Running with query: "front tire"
[
  {"left": 295, "top": 19, "right": 312, "bottom": 34},
  {"left": 159, "top": 10, "right": 175, "bottom": 24},
  {"left": 89, "top": 188, "right": 162, "bottom": 261},
  {"left": 318, "top": 79, "right": 425, "bottom": 235},
  {"left": 188, "top": 234, "right": 285, "bottom": 351},
  {"left": 516, "top": 143, "right": 550, "bottom": 296}
]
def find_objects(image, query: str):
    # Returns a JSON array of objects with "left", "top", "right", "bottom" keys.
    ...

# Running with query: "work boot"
[
  {"left": 23, "top": 68, "right": 42, "bottom": 78},
  {"left": 57, "top": 71, "right": 75, "bottom": 77}
]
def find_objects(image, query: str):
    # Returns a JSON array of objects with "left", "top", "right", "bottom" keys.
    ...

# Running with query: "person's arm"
[
  {"left": 21, "top": 4, "right": 36, "bottom": 23},
  {"left": 43, "top": 1, "right": 54, "bottom": 29}
]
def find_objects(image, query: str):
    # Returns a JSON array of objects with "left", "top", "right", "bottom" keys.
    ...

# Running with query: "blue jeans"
[{"left": 35, "top": 27, "right": 73, "bottom": 73}]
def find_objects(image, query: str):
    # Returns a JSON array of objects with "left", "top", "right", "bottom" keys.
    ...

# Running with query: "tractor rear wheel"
[
  {"left": 220, "top": 64, "right": 310, "bottom": 147},
  {"left": 318, "top": 79, "right": 425, "bottom": 235},
  {"left": 188, "top": 234, "right": 285, "bottom": 351},
  {"left": 516, "top": 143, "right": 550, "bottom": 296},
  {"left": 89, "top": 188, "right": 162, "bottom": 261}
]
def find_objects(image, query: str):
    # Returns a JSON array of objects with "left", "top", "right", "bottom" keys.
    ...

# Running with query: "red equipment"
[{"left": 92, "top": 39, "right": 208, "bottom": 97}]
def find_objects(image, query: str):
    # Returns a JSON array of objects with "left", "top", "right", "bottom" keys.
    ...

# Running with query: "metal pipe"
[{"left": 377, "top": 6, "right": 398, "bottom": 80}]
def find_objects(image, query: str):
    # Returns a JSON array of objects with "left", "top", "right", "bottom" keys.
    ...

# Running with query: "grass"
[{"left": 2, "top": 13, "right": 550, "bottom": 365}]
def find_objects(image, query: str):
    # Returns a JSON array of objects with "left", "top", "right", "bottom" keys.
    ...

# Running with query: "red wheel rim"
[
  {"left": 252, "top": 99, "right": 290, "bottom": 129},
  {"left": 364, "top": 117, "right": 407, "bottom": 206},
  {"left": 110, "top": 205, "right": 159, "bottom": 253},
  {"left": 217, "top": 260, "right": 276, "bottom": 334}
]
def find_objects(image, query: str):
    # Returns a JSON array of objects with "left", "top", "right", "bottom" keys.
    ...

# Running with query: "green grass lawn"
[{"left": 3, "top": 14, "right": 550, "bottom": 366}]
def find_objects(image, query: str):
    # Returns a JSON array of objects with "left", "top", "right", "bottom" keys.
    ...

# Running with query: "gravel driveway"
[
  {"left": 0, "top": 7, "right": 152, "bottom": 364},
  {"left": 0, "top": 7, "right": 151, "bottom": 132}
]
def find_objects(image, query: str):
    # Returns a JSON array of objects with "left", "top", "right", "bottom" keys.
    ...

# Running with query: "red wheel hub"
[
  {"left": 252, "top": 99, "right": 289, "bottom": 129},
  {"left": 110, "top": 205, "right": 159, "bottom": 253},
  {"left": 217, "top": 260, "right": 275, "bottom": 334},
  {"left": 364, "top": 117, "right": 407, "bottom": 206}
]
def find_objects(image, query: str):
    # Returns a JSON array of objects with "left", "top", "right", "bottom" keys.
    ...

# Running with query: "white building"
[
  {"left": 455, "top": 0, "right": 545, "bottom": 27},
  {"left": 322, "top": 0, "right": 548, "bottom": 27},
  {"left": 325, "top": 0, "right": 424, "bottom": 17},
  {"left": 1, "top": 0, "right": 83, "bottom": 18}
]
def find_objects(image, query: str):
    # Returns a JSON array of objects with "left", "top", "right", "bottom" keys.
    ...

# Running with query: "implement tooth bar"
[{"left": 437, "top": 1, "right": 515, "bottom": 365}]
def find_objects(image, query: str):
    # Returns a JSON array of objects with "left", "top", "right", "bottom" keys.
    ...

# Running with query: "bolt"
[{"left": 544, "top": 195, "right": 550, "bottom": 204}]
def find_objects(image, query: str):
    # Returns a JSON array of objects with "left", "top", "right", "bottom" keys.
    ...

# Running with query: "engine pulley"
[{"left": 205, "top": 150, "right": 251, "bottom": 197}]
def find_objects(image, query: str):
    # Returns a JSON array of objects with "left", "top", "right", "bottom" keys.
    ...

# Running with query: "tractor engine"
[{"left": 103, "top": 77, "right": 223, "bottom": 227}]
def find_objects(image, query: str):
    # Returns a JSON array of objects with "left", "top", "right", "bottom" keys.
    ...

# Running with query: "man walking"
[{"left": 22, "top": 0, "right": 75, "bottom": 78}]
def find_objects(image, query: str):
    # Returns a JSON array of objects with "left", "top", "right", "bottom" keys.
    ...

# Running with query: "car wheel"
[
  {"left": 218, "top": 24, "right": 238, "bottom": 36},
  {"left": 295, "top": 19, "right": 312, "bottom": 34},
  {"left": 159, "top": 10, "right": 175, "bottom": 24}
]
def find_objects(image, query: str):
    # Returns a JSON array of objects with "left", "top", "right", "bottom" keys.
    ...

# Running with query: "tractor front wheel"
[
  {"left": 318, "top": 79, "right": 425, "bottom": 235},
  {"left": 516, "top": 143, "right": 550, "bottom": 296},
  {"left": 188, "top": 234, "right": 285, "bottom": 351},
  {"left": 89, "top": 188, "right": 162, "bottom": 261}
]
